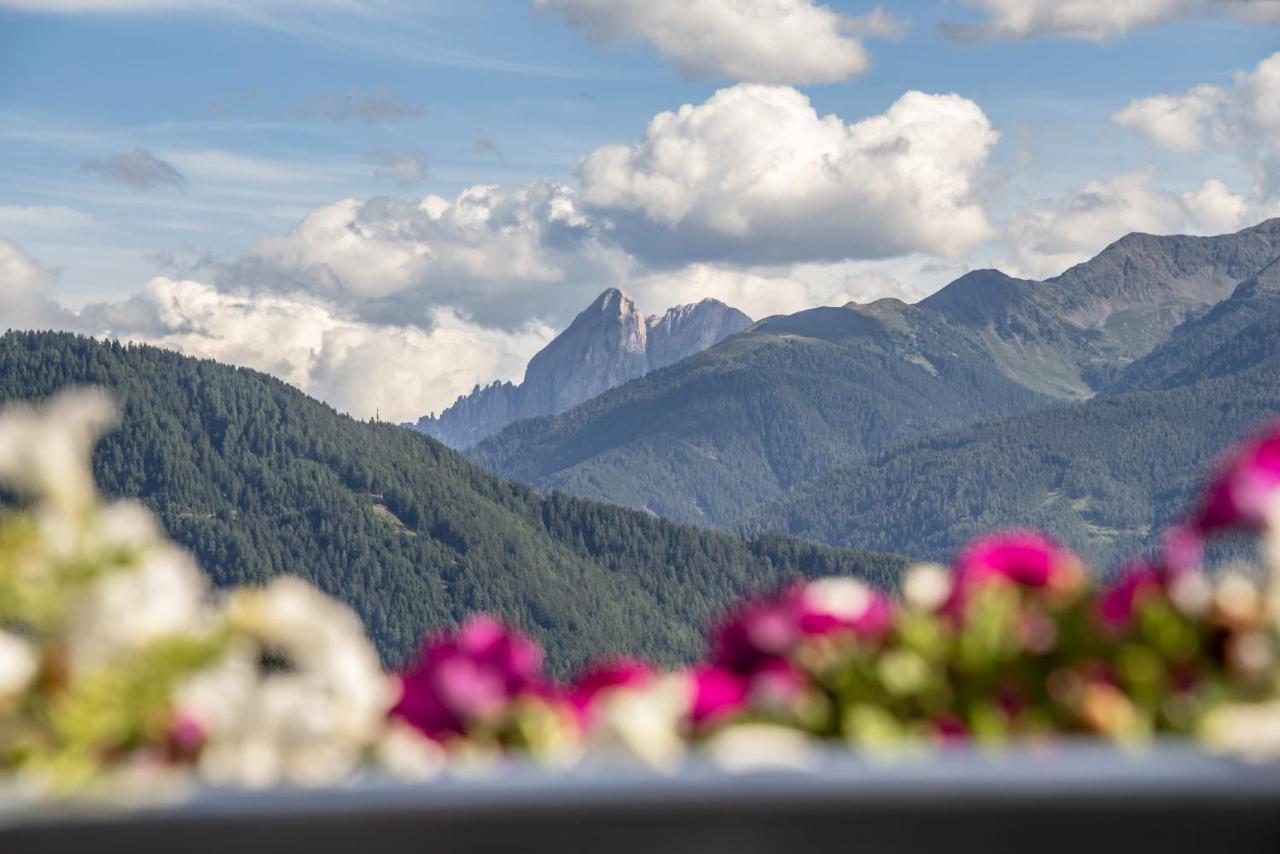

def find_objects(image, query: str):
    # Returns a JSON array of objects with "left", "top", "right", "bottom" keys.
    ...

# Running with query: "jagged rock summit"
[{"left": 409, "top": 289, "right": 751, "bottom": 448}]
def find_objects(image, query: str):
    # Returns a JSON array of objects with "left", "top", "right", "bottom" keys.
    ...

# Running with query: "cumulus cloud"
[
  {"left": 228, "top": 180, "right": 631, "bottom": 329},
  {"left": 80, "top": 148, "right": 187, "bottom": 191},
  {"left": 535, "top": 0, "right": 906, "bottom": 84},
  {"left": 0, "top": 240, "right": 61, "bottom": 330},
  {"left": 77, "top": 278, "right": 551, "bottom": 421},
  {"left": 577, "top": 84, "right": 999, "bottom": 265},
  {"left": 943, "top": 0, "right": 1280, "bottom": 44},
  {"left": 999, "top": 171, "right": 1253, "bottom": 279},
  {"left": 1114, "top": 51, "right": 1280, "bottom": 206},
  {"left": 367, "top": 149, "right": 428, "bottom": 185}
]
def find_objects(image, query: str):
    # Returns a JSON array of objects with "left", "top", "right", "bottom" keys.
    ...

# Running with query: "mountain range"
[
  {"left": 0, "top": 331, "right": 900, "bottom": 672},
  {"left": 408, "top": 290, "right": 751, "bottom": 448},
  {"left": 466, "top": 218, "right": 1280, "bottom": 568}
]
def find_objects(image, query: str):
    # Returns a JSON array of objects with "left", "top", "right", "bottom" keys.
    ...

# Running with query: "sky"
[{"left": 1, "top": 0, "right": 1279, "bottom": 422}]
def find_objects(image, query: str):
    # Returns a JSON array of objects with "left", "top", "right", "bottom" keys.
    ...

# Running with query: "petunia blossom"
[
  {"left": 392, "top": 615, "right": 547, "bottom": 741},
  {"left": 1098, "top": 562, "right": 1166, "bottom": 630},
  {"left": 711, "top": 577, "right": 893, "bottom": 673},
  {"left": 1191, "top": 423, "right": 1280, "bottom": 535},
  {"left": 947, "top": 530, "right": 1084, "bottom": 614},
  {"left": 567, "top": 658, "right": 655, "bottom": 724}
]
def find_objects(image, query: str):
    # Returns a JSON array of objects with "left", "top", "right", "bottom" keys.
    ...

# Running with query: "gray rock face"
[{"left": 409, "top": 289, "right": 751, "bottom": 448}]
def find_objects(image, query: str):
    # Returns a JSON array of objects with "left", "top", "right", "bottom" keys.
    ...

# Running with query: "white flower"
[
  {"left": 0, "top": 390, "right": 115, "bottom": 515},
  {"left": 703, "top": 723, "right": 819, "bottom": 773},
  {"left": 0, "top": 631, "right": 37, "bottom": 700},
  {"left": 583, "top": 674, "right": 689, "bottom": 771},
  {"left": 375, "top": 721, "right": 447, "bottom": 782},
  {"left": 178, "top": 578, "right": 394, "bottom": 787},
  {"left": 902, "top": 563, "right": 951, "bottom": 612},
  {"left": 805, "top": 577, "right": 872, "bottom": 620},
  {"left": 1202, "top": 700, "right": 1280, "bottom": 761},
  {"left": 67, "top": 545, "right": 211, "bottom": 675}
]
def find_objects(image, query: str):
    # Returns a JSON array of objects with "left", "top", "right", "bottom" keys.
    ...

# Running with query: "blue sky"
[{"left": 1, "top": 0, "right": 1278, "bottom": 420}]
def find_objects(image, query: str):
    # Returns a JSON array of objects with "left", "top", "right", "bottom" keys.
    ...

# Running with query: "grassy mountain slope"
[
  {"left": 0, "top": 332, "right": 904, "bottom": 672},
  {"left": 470, "top": 222, "right": 1280, "bottom": 531},
  {"left": 743, "top": 273, "right": 1280, "bottom": 568},
  {"left": 471, "top": 303, "right": 1050, "bottom": 527}
]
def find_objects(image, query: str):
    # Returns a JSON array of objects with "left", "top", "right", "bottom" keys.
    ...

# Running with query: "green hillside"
[
  {"left": 471, "top": 303, "right": 1049, "bottom": 527},
  {"left": 743, "top": 271, "right": 1280, "bottom": 568},
  {"left": 0, "top": 331, "right": 904, "bottom": 672},
  {"left": 469, "top": 222, "right": 1280, "bottom": 531}
]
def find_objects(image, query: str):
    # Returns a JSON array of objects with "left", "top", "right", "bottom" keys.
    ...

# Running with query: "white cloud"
[
  {"left": 1112, "top": 85, "right": 1223, "bottom": 152},
  {"left": 534, "top": 0, "right": 906, "bottom": 84},
  {"left": 78, "top": 279, "right": 552, "bottom": 421},
  {"left": 0, "top": 240, "right": 60, "bottom": 330},
  {"left": 578, "top": 84, "right": 998, "bottom": 265},
  {"left": 1000, "top": 171, "right": 1252, "bottom": 279},
  {"left": 1114, "top": 51, "right": 1280, "bottom": 203},
  {"left": 235, "top": 180, "right": 631, "bottom": 329},
  {"left": 944, "top": 0, "right": 1280, "bottom": 43}
]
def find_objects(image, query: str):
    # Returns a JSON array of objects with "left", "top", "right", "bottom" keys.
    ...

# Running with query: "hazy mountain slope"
[
  {"left": 409, "top": 289, "right": 751, "bottom": 448},
  {"left": 469, "top": 221, "right": 1280, "bottom": 531},
  {"left": 471, "top": 303, "right": 1051, "bottom": 526},
  {"left": 744, "top": 274, "right": 1280, "bottom": 568},
  {"left": 0, "top": 332, "right": 903, "bottom": 672}
]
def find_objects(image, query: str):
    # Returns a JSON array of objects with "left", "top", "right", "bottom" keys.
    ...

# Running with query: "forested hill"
[
  {"left": 742, "top": 270, "right": 1280, "bottom": 569},
  {"left": 0, "top": 331, "right": 904, "bottom": 672}
]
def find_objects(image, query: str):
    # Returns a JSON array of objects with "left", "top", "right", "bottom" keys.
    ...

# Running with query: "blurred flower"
[
  {"left": 584, "top": 674, "right": 688, "bottom": 770},
  {"left": 947, "top": 530, "right": 1084, "bottom": 613},
  {"left": 703, "top": 723, "right": 818, "bottom": 772},
  {"left": 711, "top": 578, "right": 891, "bottom": 673},
  {"left": 67, "top": 546, "right": 210, "bottom": 676},
  {"left": 1202, "top": 700, "right": 1280, "bottom": 760},
  {"left": 567, "top": 658, "right": 654, "bottom": 725},
  {"left": 1098, "top": 562, "right": 1165, "bottom": 630},
  {"left": 902, "top": 563, "right": 952, "bottom": 612},
  {"left": 0, "top": 389, "right": 115, "bottom": 516},
  {"left": 689, "top": 666, "right": 748, "bottom": 726},
  {"left": 177, "top": 578, "right": 392, "bottom": 787},
  {"left": 1192, "top": 422, "right": 1280, "bottom": 534},
  {"left": 392, "top": 615, "right": 546, "bottom": 742},
  {"left": 0, "top": 631, "right": 36, "bottom": 700}
]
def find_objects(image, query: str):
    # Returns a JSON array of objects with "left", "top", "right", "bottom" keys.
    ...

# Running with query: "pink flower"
[
  {"left": 567, "top": 658, "right": 654, "bottom": 723},
  {"left": 947, "top": 531, "right": 1083, "bottom": 614},
  {"left": 689, "top": 666, "right": 748, "bottom": 726},
  {"left": 1191, "top": 423, "right": 1280, "bottom": 534},
  {"left": 711, "top": 578, "right": 892, "bottom": 673},
  {"left": 1098, "top": 562, "right": 1165, "bottom": 629},
  {"left": 392, "top": 615, "right": 547, "bottom": 741}
]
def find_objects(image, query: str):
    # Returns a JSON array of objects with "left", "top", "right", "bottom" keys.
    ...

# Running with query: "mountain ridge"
[{"left": 409, "top": 289, "right": 751, "bottom": 449}]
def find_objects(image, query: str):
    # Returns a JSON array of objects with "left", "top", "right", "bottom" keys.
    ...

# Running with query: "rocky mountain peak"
[{"left": 409, "top": 289, "right": 751, "bottom": 448}]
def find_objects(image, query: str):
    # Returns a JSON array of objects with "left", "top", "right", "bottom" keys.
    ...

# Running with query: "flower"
[
  {"left": 902, "top": 563, "right": 952, "bottom": 612},
  {"left": 67, "top": 545, "right": 211, "bottom": 676},
  {"left": 711, "top": 577, "right": 892, "bottom": 674},
  {"left": 567, "top": 658, "right": 654, "bottom": 725},
  {"left": 582, "top": 673, "right": 689, "bottom": 770},
  {"left": 1098, "top": 562, "right": 1166, "bottom": 630},
  {"left": 1191, "top": 422, "right": 1280, "bottom": 534},
  {"left": 177, "top": 578, "right": 393, "bottom": 787},
  {"left": 0, "top": 389, "right": 115, "bottom": 516},
  {"left": 0, "top": 630, "right": 37, "bottom": 701},
  {"left": 688, "top": 666, "right": 748, "bottom": 726},
  {"left": 392, "top": 615, "right": 547, "bottom": 742},
  {"left": 947, "top": 530, "right": 1084, "bottom": 614}
]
